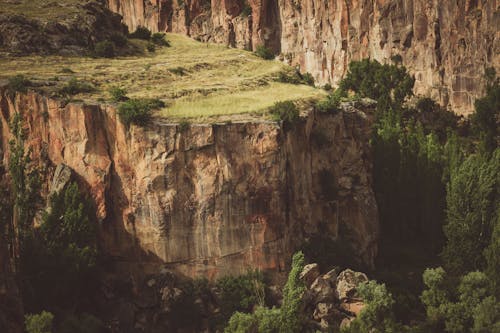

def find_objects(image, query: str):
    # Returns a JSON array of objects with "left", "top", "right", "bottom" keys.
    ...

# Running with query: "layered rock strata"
[
  {"left": 108, "top": 0, "right": 499, "bottom": 115},
  {"left": 0, "top": 90, "right": 378, "bottom": 279}
]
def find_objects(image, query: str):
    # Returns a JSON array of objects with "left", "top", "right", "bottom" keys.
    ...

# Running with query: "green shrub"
[
  {"left": 269, "top": 101, "right": 299, "bottom": 124},
  {"left": 129, "top": 26, "right": 152, "bottom": 40},
  {"left": 315, "top": 90, "right": 343, "bottom": 113},
  {"left": 109, "top": 32, "right": 128, "bottom": 47},
  {"left": 25, "top": 311, "right": 54, "bottom": 333},
  {"left": 323, "top": 83, "right": 332, "bottom": 91},
  {"left": 146, "top": 42, "right": 156, "bottom": 53},
  {"left": 108, "top": 86, "right": 128, "bottom": 102},
  {"left": 276, "top": 70, "right": 302, "bottom": 84},
  {"left": 179, "top": 119, "right": 190, "bottom": 132},
  {"left": 169, "top": 67, "right": 187, "bottom": 76},
  {"left": 94, "top": 40, "right": 116, "bottom": 58},
  {"left": 255, "top": 45, "right": 274, "bottom": 60},
  {"left": 58, "top": 77, "right": 95, "bottom": 96},
  {"left": 301, "top": 72, "right": 314, "bottom": 86},
  {"left": 151, "top": 32, "right": 170, "bottom": 46},
  {"left": 60, "top": 67, "right": 75, "bottom": 74},
  {"left": 7, "top": 74, "right": 31, "bottom": 93},
  {"left": 117, "top": 98, "right": 165, "bottom": 126}
]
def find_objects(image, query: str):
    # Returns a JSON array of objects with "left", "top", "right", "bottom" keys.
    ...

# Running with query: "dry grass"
[{"left": 0, "top": 33, "right": 325, "bottom": 121}]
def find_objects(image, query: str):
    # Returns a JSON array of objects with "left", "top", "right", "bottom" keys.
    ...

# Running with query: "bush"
[
  {"left": 179, "top": 119, "right": 190, "bottom": 132},
  {"left": 129, "top": 26, "right": 151, "bottom": 40},
  {"left": 117, "top": 98, "right": 165, "bottom": 126},
  {"left": 169, "top": 67, "right": 187, "bottom": 76},
  {"left": 323, "top": 83, "right": 332, "bottom": 91},
  {"left": 269, "top": 101, "right": 299, "bottom": 124},
  {"left": 276, "top": 70, "right": 302, "bottom": 84},
  {"left": 301, "top": 72, "right": 314, "bottom": 86},
  {"left": 255, "top": 45, "right": 274, "bottom": 60},
  {"left": 109, "top": 32, "right": 128, "bottom": 47},
  {"left": 315, "top": 89, "right": 343, "bottom": 113},
  {"left": 146, "top": 42, "right": 156, "bottom": 53},
  {"left": 25, "top": 311, "right": 54, "bottom": 333},
  {"left": 58, "top": 77, "right": 95, "bottom": 96},
  {"left": 108, "top": 86, "right": 128, "bottom": 102},
  {"left": 7, "top": 74, "right": 31, "bottom": 93},
  {"left": 151, "top": 32, "right": 170, "bottom": 46},
  {"left": 94, "top": 40, "right": 116, "bottom": 58}
]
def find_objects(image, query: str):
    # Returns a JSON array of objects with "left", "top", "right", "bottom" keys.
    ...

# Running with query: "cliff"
[
  {"left": 108, "top": 0, "right": 500, "bottom": 115},
  {"left": 0, "top": 90, "right": 378, "bottom": 280}
]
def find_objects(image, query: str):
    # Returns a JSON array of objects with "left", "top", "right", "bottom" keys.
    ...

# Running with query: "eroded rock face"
[
  {"left": 108, "top": 0, "right": 499, "bottom": 115},
  {"left": 0, "top": 91, "right": 378, "bottom": 279}
]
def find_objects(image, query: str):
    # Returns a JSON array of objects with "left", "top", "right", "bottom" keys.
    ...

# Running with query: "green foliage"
[
  {"left": 301, "top": 72, "right": 314, "bottom": 86},
  {"left": 340, "top": 59, "right": 414, "bottom": 112},
  {"left": 442, "top": 150, "right": 499, "bottom": 274},
  {"left": 224, "top": 252, "right": 305, "bottom": 333},
  {"left": 342, "top": 281, "right": 398, "bottom": 333},
  {"left": 58, "top": 77, "right": 95, "bottom": 96},
  {"left": 411, "top": 97, "right": 460, "bottom": 141},
  {"left": 169, "top": 67, "right": 187, "bottom": 76},
  {"left": 146, "top": 42, "right": 156, "bottom": 53},
  {"left": 178, "top": 119, "right": 190, "bottom": 132},
  {"left": 216, "top": 270, "right": 265, "bottom": 324},
  {"left": 94, "top": 40, "right": 116, "bottom": 58},
  {"left": 7, "top": 74, "right": 31, "bottom": 93},
  {"left": 420, "top": 268, "right": 499, "bottom": 333},
  {"left": 21, "top": 182, "right": 97, "bottom": 313},
  {"left": 269, "top": 101, "right": 299, "bottom": 124},
  {"left": 255, "top": 45, "right": 274, "bottom": 60},
  {"left": 129, "top": 26, "right": 151, "bottom": 40},
  {"left": 315, "top": 89, "right": 344, "bottom": 113},
  {"left": 151, "top": 32, "right": 170, "bottom": 46},
  {"left": 8, "top": 113, "right": 40, "bottom": 266},
  {"left": 25, "top": 311, "right": 54, "bottom": 333},
  {"left": 109, "top": 32, "right": 128, "bottom": 47},
  {"left": 117, "top": 98, "right": 164, "bottom": 126},
  {"left": 391, "top": 54, "right": 403, "bottom": 64},
  {"left": 279, "top": 251, "right": 306, "bottom": 333},
  {"left": 471, "top": 80, "right": 499, "bottom": 154},
  {"left": 108, "top": 86, "right": 128, "bottom": 102}
]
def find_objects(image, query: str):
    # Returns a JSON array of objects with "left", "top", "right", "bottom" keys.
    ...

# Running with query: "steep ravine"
[
  {"left": 0, "top": 91, "right": 378, "bottom": 282},
  {"left": 108, "top": 0, "right": 500, "bottom": 115}
]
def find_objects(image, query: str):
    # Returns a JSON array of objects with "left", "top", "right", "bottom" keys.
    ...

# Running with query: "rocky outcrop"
[
  {"left": 0, "top": 90, "right": 378, "bottom": 280},
  {"left": 302, "top": 266, "right": 368, "bottom": 332},
  {"left": 108, "top": 0, "right": 499, "bottom": 115},
  {"left": 0, "top": 0, "right": 127, "bottom": 55}
]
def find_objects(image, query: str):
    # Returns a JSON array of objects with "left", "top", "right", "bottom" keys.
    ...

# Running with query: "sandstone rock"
[
  {"left": 0, "top": 90, "right": 379, "bottom": 279},
  {"left": 340, "top": 300, "right": 365, "bottom": 316},
  {"left": 336, "top": 269, "right": 369, "bottom": 301},
  {"left": 108, "top": 0, "right": 499, "bottom": 115},
  {"left": 49, "top": 163, "right": 72, "bottom": 194},
  {"left": 310, "top": 275, "right": 335, "bottom": 303},
  {"left": 340, "top": 316, "right": 355, "bottom": 330},
  {"left": 300, "top": 263, "right": 320, "bottom": 287}
]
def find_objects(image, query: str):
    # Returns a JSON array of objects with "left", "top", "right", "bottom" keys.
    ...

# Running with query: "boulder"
[
  {"left": 336, "top": 269, "right": 368, "bottom": 301},
  {"left": 300, "top": 263, "right": 320, "bottom": 287}
]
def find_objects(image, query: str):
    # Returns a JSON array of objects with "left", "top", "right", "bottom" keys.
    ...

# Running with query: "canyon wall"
[
  {"left": 0, "top": 91, "right": 378, "bottom": 280},
  {"left": 108, "top": 0, "right": 500, "bottom": 115}
]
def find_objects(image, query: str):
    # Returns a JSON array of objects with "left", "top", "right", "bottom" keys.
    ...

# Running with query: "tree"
[
  {"left": 471, "top": 74, "right": 499, "bottom": 154},
  {"left": 442, "top": 150, "right": 499, "bottom": 274},
  {"left": 342, "top": 280, "right": 398, "bottom": 333},
  {"left": 25, "top": 311, "right": 54, "bottom": 333},
  {"left": 279, "top": 251, "right": 306, "bottom": 333},
  {"left": 21, "top": 182, "right": 97, "bottom": 313}
]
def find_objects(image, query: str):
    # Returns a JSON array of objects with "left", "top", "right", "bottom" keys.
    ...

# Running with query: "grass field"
[
  {"left": 0, "top": 0, "right": 85, "bottom": 21},
  {"left": 0, "top": 33, "right": 325, "bottom": 121}
]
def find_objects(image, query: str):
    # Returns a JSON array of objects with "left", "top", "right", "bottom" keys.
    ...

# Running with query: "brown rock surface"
[
  {"left": 0, "top": 90, "right": 378, "bottom": 279},
  {"left": 108, "top": 0, "right": 499, "bottom": 114}
]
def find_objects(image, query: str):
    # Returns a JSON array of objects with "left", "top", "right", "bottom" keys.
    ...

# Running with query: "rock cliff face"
[
  {"left": 0, "top": 91, "right": 377, "bottom": 279},
  {"left": 108, "top": 0, "right": 499, "bottom": 115}
]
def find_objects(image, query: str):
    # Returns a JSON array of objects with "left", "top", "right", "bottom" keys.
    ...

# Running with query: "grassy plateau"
[{"left": 0, "top": 33, "right": 325, "bottom": 122}]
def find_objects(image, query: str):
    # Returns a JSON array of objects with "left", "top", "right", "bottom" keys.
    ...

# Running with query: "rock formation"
[
  {"left": 107, "top": 0, "right": 499, "bottom": 115},
  {"left": 0, "top": 90, "right": 378, "bottom": 280}
]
